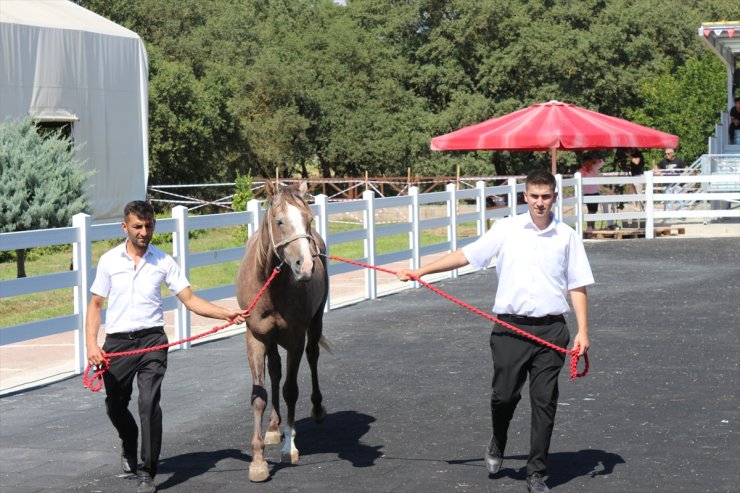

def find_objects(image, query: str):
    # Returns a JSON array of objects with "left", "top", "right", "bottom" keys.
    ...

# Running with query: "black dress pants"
[
  {"left": 102, "top": 328, "right": 168, "bottom": 477},
  {"left": 489, "top": 318, "right": 569, "bottom": 477}
]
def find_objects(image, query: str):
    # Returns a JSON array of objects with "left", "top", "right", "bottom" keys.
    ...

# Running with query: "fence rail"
[{"left": 1, "top": 171, "right": 738, "bottom": 383}]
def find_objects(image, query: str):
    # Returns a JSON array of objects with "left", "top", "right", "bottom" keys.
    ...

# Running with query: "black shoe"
[
  {"left": 121, "top": 451, "right": 137, "bottom": 475},
  {"left": 137, "top": 471, "right": 156, "bottom": 493},
  {"left": 484, "top": 438, "right": 503, "bottom": 475},
  {"left": 526, "top": 473, "right": 550, "bottom": 493}
]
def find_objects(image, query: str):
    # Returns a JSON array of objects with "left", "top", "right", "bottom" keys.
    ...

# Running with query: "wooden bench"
[{"left": 589, "top": 226, "right": 685, "bottom": 240}]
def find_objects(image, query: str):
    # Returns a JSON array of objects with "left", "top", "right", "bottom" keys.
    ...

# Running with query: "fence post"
[
  {"left": 476, "top": 180, "right": 486, "bottom": 236},
  {"left": 314, "top": 194, "right": 330, "bottom": 311},
  {"left": 555, "top": 173, "right": 564, "bottom": 221},
  {"left": 446, "top": 183, "right": 459, "bottom": 279},
  {"left": 508, "top": 177, "right": 517, "bottom": 218},
  {"left": 409, "top": 186, "right": 420, "bottom": 289},
  {"left": 645, "top": 171, "right": 655, "bottom": 238},
  {"left": 574, "top": 172, "right": 583, "bottom": 238},
  {"left": 72, "top": 213, "right": 92, "bottom": 375},
  {"left": 172, "top": 206, "right": 191, "bottom": 349},
  {"left": 247, "top": 198, "right": 262, "bottom": 238},
  {"left": 362, "top": 190, "right": 377, "bottom": 300}
]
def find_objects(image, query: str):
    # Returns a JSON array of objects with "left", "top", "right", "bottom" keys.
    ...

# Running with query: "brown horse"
[{"left": 235, "top": 181, "right": 329, "bottom": 482}]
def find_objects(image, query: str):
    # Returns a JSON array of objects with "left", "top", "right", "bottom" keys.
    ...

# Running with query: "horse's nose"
[{"left": 293, "top": 257, "right": 313, "bottom": 282}]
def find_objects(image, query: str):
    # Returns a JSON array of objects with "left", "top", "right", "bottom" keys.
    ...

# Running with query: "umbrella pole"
[{"left": 550, "top": 148, "right": 557, "bottom": 175}]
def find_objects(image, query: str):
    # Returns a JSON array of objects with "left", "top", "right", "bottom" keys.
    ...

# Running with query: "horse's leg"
[
  {"left": 264, "top": 344, "right": 282, "bottom": 445},
  {"left": 280, "top": 340, "right": 304, "bottom": 464},
  {"left": 247, "top": 330, "right": 270, "bottom": 482},
  {"left": 306, "top": 314, "right": 326, "bottom": 423}
]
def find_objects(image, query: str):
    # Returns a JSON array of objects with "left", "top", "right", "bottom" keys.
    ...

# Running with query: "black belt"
[
  {"left": 497, "top": 314, "right": 565, "bottom": 326},
  {"left": 107, "top": 326, "right": 164, "bottom": 340}
]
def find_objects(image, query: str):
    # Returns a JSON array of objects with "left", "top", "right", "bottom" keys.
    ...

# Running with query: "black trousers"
[
  {"left": 489, "top": 318, "right": 569, "bottom": 477},
  {"left": 102, "top": 328, "right": 168, "bottom": 477}
]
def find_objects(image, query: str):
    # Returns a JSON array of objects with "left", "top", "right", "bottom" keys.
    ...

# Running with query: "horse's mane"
[{"left": 253, "top": 186, "right": 311, "bottom": 274}]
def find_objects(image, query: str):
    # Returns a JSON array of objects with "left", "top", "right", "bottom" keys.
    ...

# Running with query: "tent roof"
[
  {"left": 0, "top": 0, "right": 139, "bottom": 39},
  {"left": 698, "top": 21, "right": 740, "bottom": 68}
]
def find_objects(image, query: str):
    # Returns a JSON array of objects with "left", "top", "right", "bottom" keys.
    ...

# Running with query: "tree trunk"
[{"left": 15, "top": 248, "right": 27, "bottom": 278}]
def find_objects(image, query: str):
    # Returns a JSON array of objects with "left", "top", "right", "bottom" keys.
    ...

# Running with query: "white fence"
[{"left": 1, "top": 171, "right": 739, "bottom": 379}]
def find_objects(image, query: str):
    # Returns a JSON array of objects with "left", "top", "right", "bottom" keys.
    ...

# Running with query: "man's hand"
[
  {"left": 86, "top": 343, "right": 106, "bottom": 367},
  {"left": 226, "top": 309, "right": 249, "bottom": 325},
  {"left": 572, "top": 331, "right": 590, "bottom": 356},
  {"left": 396, "top": 269, "right": 418, "bottom": 282}
]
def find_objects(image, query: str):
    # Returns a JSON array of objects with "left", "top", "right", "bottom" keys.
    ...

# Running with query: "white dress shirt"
[
  {"left": 90, "top": 241, "right": 190, "bottom": 334},
  {"left": 462, "top": 212, "right": 594, "bottom": 317}
]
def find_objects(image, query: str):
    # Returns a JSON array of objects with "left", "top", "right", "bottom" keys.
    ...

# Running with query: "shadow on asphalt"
[
  {"left": 294, "top": 410, "right": 383, "bottom": 467},
  {"left": 156, "top": 410, "right": 383, "bottom": 487},
  {"left": 157, "top": 448, "right": 251, "bottom": 490},
  {"left": 480, "top": 449, "right": 626, "bottom": 487}
]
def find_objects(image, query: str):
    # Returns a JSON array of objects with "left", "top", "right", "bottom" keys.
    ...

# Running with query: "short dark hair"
[
  {"left": 123, "top": 200, "right": 154, "bottom": 221},
  {"left": 525, "top": 169, "right": 556, "bottom": 191}
]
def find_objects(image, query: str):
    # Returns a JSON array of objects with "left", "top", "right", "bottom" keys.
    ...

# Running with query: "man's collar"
[{"left": 524, "top": 212, "right": 556, "bottom": 233}]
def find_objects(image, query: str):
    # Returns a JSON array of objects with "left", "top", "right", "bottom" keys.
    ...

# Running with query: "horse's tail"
[{"left": 319, "top": 335, "right": 335, "bottom": 355}]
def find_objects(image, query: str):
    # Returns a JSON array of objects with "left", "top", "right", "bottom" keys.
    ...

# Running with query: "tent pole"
[{"left": 550, "top": 147, "right": 557, "bottom": 175}]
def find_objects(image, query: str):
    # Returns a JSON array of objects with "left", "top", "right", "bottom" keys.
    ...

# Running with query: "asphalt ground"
[{"left": 1, "top": 237, "right": 738, "bottom": 493}]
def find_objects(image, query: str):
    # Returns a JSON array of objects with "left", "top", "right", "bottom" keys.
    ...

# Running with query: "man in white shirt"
[
  {"left": 397, "top": 170, "right": 593, "bottom": 493},
  {"left": 85, "top": 201, "right": 247, "bottom": 493}
]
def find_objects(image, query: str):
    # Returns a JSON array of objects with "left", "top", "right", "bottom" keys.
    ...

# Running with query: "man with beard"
[{"left": 85, "top": 201, "right": 247, "bottom": 493}]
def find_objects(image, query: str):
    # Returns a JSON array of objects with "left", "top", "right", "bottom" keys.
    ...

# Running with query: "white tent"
[{"left": 0, "top": 0, "right": 148, "bottom": 222}]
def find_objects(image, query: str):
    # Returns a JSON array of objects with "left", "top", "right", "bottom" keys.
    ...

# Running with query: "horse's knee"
[{"left": 251, "top": 385, "right": 268, "bottom": 410}]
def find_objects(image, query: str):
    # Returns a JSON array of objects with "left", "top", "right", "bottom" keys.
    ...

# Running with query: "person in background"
[
  {"left": 656, "top": 148, "right": 685, "bottom": 174},
  {"left": 729, "top": 97, "right": 740, "bottom": 144},
  {"left": 85, "top": 201, "right": 248, "bottom": 493},
  {"left": 627, "top": 148, "right": 645, "bottom": 220},
  {"left": 579, "top": 154, "right": 605, "bottom": 235},
  {"left": 655, "top": 148, "right": 686, "bottom": 213},
  {"left": 396, "top": 169, "right": 593, "bottom": 493}
]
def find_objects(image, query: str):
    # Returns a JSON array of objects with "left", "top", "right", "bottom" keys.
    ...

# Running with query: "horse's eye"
[{"left": 276, "top": 219, "right": 284, "bottom": 226}]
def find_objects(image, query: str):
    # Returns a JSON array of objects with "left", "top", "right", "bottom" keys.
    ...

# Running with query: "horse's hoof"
[
  {"left": 281, "top": 450, "right": 300, "bottom": 464},
  {"left": 264, "top": 430, "right": 282, "bottom": 445},
  {"left": 249, "top": 462, "right": 270, "bottom": 482},
  {"left": 311, "top": 405, "right": 327, "bottom": 424}
]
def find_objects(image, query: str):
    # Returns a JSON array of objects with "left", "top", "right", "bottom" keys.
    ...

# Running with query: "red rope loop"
[
  {"left": 327, "top": 255, "right": 589, "bottom": 380},
  {"left": 82, "top": 265, "right": 282, "bottom": 392}
]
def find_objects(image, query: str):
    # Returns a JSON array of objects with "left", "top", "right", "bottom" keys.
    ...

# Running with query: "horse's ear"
[
  {"left": 299, "top": 182, "right": 315, "bottom": 203},
  {"left": 264, "top": 179, "right": 276, "bottom": 198}
]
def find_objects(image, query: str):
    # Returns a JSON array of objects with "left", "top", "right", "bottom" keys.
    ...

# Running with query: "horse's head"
[{"left": 264, "top": 181, "right": 318, "bottom": 282}]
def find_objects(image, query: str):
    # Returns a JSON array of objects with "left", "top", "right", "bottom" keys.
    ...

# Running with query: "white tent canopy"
[{"left": 0, "top": 0, "right": 148, "bottom": 222}]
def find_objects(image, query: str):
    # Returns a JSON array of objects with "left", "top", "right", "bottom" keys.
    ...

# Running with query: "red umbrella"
[{"left": 430, "top": 100, "right": 679, "bottom": 173}]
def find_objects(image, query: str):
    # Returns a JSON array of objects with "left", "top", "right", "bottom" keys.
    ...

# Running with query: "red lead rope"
[
  {"left": 327, "top": 255, "right": 589, "bottom": 380},
  {"left": 82, "top": 265, "right": 283, "bottom": 392}
]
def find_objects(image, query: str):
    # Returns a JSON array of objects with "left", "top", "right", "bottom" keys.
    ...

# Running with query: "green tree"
[
  {"left": 626, "top": 53, "right": 727, "bottom": 165},
  {"left": 147, "top": 49, "right": 243, "bottom": 186},
  {"left": 0, "top": 118, "right": 90, "bottom": 277}
]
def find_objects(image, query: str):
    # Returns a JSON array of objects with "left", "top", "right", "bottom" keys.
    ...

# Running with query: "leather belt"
[
  {"left": 107, "top": 326, "right": 164, "bottom": 340},
  {"left": 497, "top": 314, "right": 565, "bottom": 326}
]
